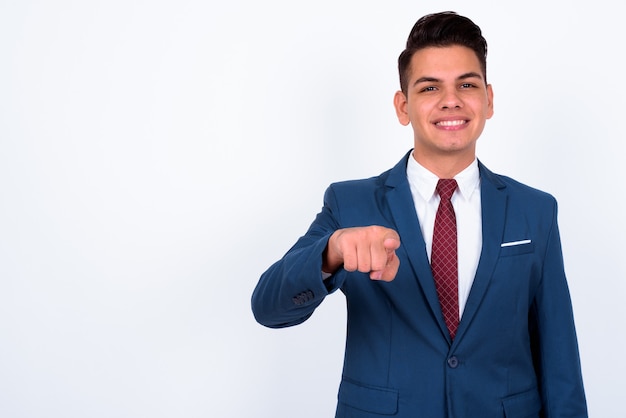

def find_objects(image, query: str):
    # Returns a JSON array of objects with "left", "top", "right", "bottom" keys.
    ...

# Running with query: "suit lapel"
[
  {"left": 453, "top": 162, "right": 507, "bottom": 345},
  {"left": 383, "top": 155, "right": 509, "bottom": 345},
  {"left": 384, "top": 153, "right": 451, "bottom": 341}
]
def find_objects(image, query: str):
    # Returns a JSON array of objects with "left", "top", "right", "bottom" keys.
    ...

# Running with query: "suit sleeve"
[
  {"left": 251, "top": 185, "right": 347, "bottom": 328},
  {"left": 530, "top": 199, "right": 588, "bottom": 417}
]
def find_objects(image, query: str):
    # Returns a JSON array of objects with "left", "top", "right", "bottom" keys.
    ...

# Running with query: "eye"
[
  {"left": 460, "top": 83, "right": 475, "bottom": 89},
  {"left": 420, "top": 86, "right": 438, "bottom": 92}
]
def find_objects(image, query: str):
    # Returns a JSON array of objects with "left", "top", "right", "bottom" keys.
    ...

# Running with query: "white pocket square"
[{"left": 501, "top": 239, "right": 532, "bottom": 248}]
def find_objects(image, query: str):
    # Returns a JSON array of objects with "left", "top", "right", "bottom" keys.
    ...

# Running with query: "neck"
[{"left": 411, "top": 151, "right": 475, "bottom": 178}]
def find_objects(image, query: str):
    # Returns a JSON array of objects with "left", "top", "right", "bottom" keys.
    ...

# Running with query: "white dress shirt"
[{"left": 406, "top": 153, "right": 482, "bottom": 318}]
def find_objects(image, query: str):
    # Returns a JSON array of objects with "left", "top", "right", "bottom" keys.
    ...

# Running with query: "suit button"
[{"left": 447, "top": 356, "right": 459, "bottom": 368}]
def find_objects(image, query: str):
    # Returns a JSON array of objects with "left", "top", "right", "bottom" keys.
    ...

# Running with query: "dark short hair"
[{"left": 398, "top": 11, "right": 488, "bottom": 94}]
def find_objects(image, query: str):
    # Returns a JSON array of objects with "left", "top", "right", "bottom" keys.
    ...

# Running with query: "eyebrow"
[{"left": 412, "top": 72, "right": 483, "bottom": 87}]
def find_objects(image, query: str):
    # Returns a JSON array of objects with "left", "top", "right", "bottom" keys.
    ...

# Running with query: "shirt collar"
[{"left": 406, "top": 152, "right": 480, "bottom": 202}]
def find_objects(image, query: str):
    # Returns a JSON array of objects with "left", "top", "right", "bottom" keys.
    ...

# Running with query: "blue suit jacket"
[{"left": 252, "top": 152, "right": 587, "bottom": 417}]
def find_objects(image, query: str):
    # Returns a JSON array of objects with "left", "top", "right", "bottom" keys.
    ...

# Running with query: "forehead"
[{"left": 409, "top": 45, "right": 484, "bottom": 80}]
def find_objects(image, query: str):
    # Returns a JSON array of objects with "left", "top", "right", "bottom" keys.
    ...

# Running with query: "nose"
[{"left": 439, "top": 89, "right": 462, "bottom": 109}]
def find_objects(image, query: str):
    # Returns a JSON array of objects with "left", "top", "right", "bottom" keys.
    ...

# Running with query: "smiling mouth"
[{"left": 436, "top": 120, "right": 467, "bottom": 127}]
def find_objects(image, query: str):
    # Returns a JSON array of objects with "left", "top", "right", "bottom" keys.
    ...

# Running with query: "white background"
[{"left": 1, "top": 1, "right": 624, "bottom": 417}]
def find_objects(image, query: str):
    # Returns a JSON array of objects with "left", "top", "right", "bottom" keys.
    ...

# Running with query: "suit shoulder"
[
  {"left": 481, "top": 162, "right": 556, "bottom": 202},
  {"left": 495, "top": 174, "right": 556, "bottom": 201},
  {"left": 486, "top": 172, "right": 560, "bottom": 219},
  {"left": 327, "top": 167, "right": 393, "bottom": 193}
]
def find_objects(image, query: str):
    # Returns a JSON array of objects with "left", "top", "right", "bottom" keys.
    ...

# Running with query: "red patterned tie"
[{"left": 431, "top": 179, "right": 459, "bottom": 340}]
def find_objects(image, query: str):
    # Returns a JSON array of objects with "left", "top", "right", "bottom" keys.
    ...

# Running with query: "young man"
[{"left": 252, "top": 11, "right": 587, "bottom": 417}]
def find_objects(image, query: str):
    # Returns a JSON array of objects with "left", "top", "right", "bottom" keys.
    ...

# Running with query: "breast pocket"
[{"left": 499, "top": 241, "right": 534, "bottom": 257}]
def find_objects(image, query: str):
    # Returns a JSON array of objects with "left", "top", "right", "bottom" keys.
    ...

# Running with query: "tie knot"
[{"left": 436, "top": 179, "right": 457, "bottom": 201}]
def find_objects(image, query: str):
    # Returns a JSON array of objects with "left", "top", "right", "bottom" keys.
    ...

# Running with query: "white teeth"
[{"left": 437, "top": 120, "right": 466, "bottom": 126}]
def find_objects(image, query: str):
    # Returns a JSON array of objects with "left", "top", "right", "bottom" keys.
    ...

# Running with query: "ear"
[
  {"left": 486, "top": 84, "right": 494, "bottom": 119},
  {"left": 393, "top": 90, "right": 410, "bottom": 126}
]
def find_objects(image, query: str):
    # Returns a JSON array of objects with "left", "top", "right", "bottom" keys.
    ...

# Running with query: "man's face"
[{"left": 394, "top": 45, "right": 494, "bottom": 167}]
